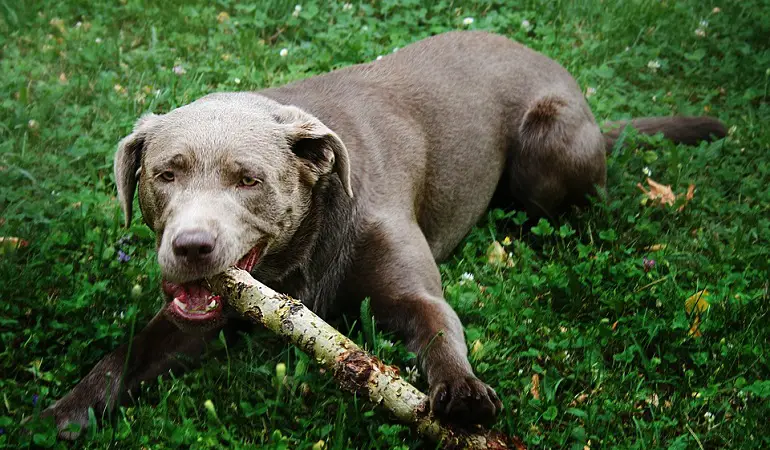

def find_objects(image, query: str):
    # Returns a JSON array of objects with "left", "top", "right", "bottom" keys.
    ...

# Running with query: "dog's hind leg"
[
  {"left": 351, "top": 220, "right": 502, "bottom": 424},
  {"left": 506, "top": 94, "right": 607, "bottom": 218}
]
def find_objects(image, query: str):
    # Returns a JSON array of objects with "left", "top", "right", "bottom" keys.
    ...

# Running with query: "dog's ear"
[
  {"left": 277, "top": 106, "right": 353, "bottom": 198},
  {"left": 114, "top": 113, "right": 159, "bottom": 227}
]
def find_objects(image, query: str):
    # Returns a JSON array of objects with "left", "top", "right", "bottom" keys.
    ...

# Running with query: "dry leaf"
[
  {"left": 638, "top": 178, "right": 696, "bottom": 211},
  {"left": 685, "top": 289, "right": 710, "bottom": 337},
  {"left": 677, "top": 184, "right": 696, "bottom": 212},
  {"left": 530, "top": 374, "right": 541, "bottom": 400},
  {"left": 486, "top": 240, "right": 507, "bottom": 266},
  {"left": 638, "top": 178, "right": 676, "bottom": 206},
  {"left": 645, "top": 243, "right": 667, "bottom": 251},
  {"left": 685, "top": 289, "right": 710, "bottom": 314},
  {"left": 688, "top": 316, "right": 703, "bottom": 337}
]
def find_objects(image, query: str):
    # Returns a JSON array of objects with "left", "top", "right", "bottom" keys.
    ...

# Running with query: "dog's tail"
[{"left": 602, "top": 116, "right": 727, "bottom": 151}]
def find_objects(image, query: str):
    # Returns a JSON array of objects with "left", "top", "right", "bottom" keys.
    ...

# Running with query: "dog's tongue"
[
  {"left": 162, "top": 280, "right": 216, "bottom": 312},
  {"left": 182, "top": 283, "right": 214, "bottom": 310}
]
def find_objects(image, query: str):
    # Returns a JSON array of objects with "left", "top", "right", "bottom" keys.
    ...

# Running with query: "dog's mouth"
[{"left": 162, "top": 244, "right": 264, "bottom": 326}]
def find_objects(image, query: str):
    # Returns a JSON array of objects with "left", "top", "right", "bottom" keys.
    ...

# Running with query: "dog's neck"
[{"left": 252, "top": 175, "right": 357, "bottom": 318}]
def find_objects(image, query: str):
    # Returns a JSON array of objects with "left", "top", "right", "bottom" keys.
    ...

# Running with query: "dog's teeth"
[
  {"left": 208, "top": 299, "right": 217, "bottom": 308},
  {"left": 173, "top": 298, "right": 187, "bottom": 310}
]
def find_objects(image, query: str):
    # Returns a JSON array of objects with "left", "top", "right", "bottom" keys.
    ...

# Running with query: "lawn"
[{"left": 1, "top": 0, "right": 769, "bottom": 448}]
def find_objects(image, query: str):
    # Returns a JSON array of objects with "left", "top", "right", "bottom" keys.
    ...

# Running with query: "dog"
[{"left": 42, "top": 31, "right": 725, "bottom": 439}]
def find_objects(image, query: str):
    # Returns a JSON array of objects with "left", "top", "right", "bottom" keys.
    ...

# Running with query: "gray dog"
[{"left": 43, "top": 31, "right": 725, "bottom": 439}]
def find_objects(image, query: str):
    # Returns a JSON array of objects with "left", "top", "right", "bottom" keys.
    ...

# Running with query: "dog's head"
[{"left": 114, "top": 93, "right": 352, "bottom": 332}]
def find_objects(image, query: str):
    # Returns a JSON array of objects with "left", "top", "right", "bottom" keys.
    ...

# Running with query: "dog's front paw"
[
  {"left": 429, "top": 375, "right": 503, "bottom": 425},
  {"left": 39, "top": 394, "right": 91, "bottom": 440}
]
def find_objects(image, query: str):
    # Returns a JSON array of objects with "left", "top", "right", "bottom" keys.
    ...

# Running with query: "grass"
[{"left": 1, "top": 0, "right": 769, "bottom": 448}]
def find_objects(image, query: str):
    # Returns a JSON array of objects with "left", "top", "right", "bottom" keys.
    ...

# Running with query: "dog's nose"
[{"left": 172, "top": 230, "right": 216, "bottom": 262}]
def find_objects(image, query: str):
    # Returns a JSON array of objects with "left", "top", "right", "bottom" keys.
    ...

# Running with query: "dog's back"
[{"left": 263, "top": 31, "right": 603, "bottom": 258}]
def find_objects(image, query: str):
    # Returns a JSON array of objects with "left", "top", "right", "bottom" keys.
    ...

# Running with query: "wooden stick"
[{"left": 208, "top": 268, "right": 524, "bottom": 449}]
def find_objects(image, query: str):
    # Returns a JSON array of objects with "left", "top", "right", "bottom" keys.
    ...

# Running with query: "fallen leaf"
[
  {"left": 685, "top": 289, "right": 710, "bottom": 338},
  {"left": 638, "top": 178, "right": 696, "bottom": 211},
  {"left": 530, "top": 374, "right": 541, "bottom": 400},
  {"left": 645, "top": 243, "right": 667, "bottom": 251},
  {"left": 486, "top": 240, "right": 507, "bottom": 266},
  {"left": 685, "top": 184, "right": 695, "bottom": 201},
  {"left": 688, "top": 317, "right": 702, "bottom": 337},
  {"left": 677, "top": 184, "right": 696, "bottom": 212},
  {"left": 638, "top": 178, "right": 676, "bottom": 206},
  {"left": 685, "top": 289, "right": 710, "bottom": 315}
]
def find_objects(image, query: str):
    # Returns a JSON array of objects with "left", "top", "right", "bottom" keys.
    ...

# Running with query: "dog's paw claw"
[{"left": 429, "top": 376, "right": 502, "bottom": 425}]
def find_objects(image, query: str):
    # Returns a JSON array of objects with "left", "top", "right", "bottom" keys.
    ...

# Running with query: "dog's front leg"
[
  {"left": 41, "top": 308, "right": 222, "bottom": 439},
  {"left": 355, "top": 223, "right": 503, "bottom": 424}
]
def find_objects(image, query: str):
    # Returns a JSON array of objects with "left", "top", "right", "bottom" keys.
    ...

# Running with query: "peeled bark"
[{"left": 208, "top": 268, "right": 524, "bottom": 449}]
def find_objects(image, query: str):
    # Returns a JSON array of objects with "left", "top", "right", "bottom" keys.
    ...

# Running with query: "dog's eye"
[
  {"left": 160, "top": 171, "right": 175, "bottom": 182},
  {"left": 239, "top": 176, "right": 261, "bottom": 187}
]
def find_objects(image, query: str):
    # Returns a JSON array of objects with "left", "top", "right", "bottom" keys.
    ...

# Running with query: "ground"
[{"left": 1, "top": 0, "right": 769, "bottom": 448}]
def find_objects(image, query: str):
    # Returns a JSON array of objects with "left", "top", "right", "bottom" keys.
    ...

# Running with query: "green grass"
[{"left": 2, "top": 0, "right": 769, "bottom": 448}]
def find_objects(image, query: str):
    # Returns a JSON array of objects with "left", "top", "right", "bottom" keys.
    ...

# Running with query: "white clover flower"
[
  {"left": 643, "top": 166, "right": 652, "bottom": 176},
  {"left": 172, "top": 65, "right": 186, "bottom": 75},
  {"left": 292, "top": 4, "right": 302, "bottom": 17},
  {"left": 625, "top": 46, "right": 630, "bottom": 52},
  {"left": 695, "top": 28, "right": 706, "bottom": 37},
  {"left": 279, "top": 48, "right": 289, "bottom": 57},
  {"left": 700, "top": 19, "right": 709, "bottom": 28},
  {"left": 712, "top": 7, "right": 721, "bottom": 13},
  {"left": 462, "top": 17, "right": 474, "bottom": 26},
  {"left": 521, "top": 19, "right": 532, "bottom": 31},
  {"left": 375, "top": 55, "right": 382, "bottom": 61},
  {"left": 28, "top": 119, "right": 39, "bottom": 130},
  {"left": 343, "top": 3, "right": 353, "bottom": 11},
  {"left": 233, "top": 77, "right": 241, "bottom": 84},
  {"left": 361, "top": 25, "right": 369, "bottom": 31},
  {"left": 379, "top": 339, "right": 394, "bottom": 348},
  {"left": 704, "top": 411, "right": 714, "bottom": 422},
  {"left": 75, "top": 21, "right": 82, "bottom": 28},
  {"left": 585, "top": 86, "right": 597, "bottom": 98},
  {"left": 459, "top": 272, "right": 475, "bottom": 285},
  {"left": 95, "top": 37, "right": 102, "bottom": 44},
  {"left": 647, "top": 60, "right": 661, "bottom": 71}
]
